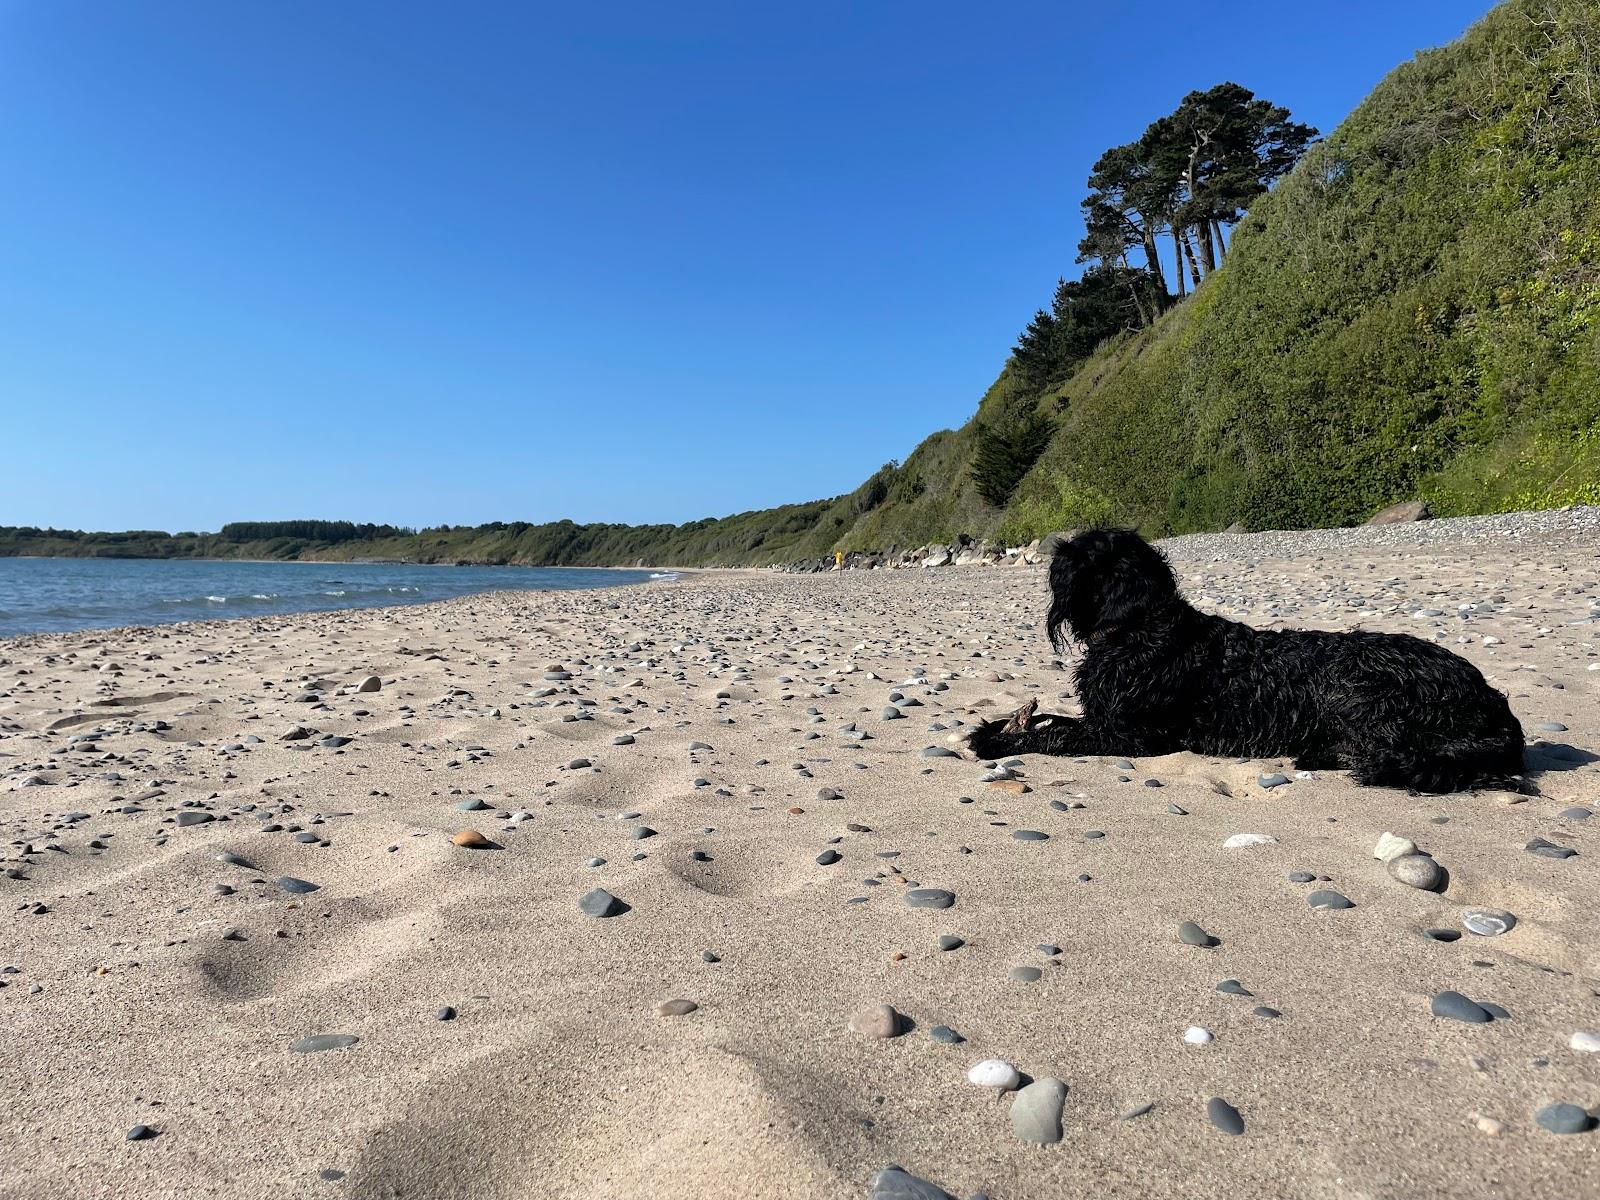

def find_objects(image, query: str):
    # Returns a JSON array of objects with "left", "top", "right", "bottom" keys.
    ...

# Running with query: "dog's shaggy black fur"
[{"left": 963, "top": 528, "right": 1529, "bottom": 794}]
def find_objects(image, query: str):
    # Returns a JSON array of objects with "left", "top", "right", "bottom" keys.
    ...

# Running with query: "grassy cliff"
[{"left": 7, "top": 0, "right": 1596, "bottom": 566}]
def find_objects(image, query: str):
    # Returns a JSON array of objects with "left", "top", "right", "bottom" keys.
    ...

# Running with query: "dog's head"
[{"left": 1045, "top": 527, "right": 1178, "bottom": 649}]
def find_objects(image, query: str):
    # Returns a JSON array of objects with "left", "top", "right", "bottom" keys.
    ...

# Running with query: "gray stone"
[
  {"left": 1535, "top": 1103, "right": 1595, "bottom": 1134},
  {"left": 454, "top": 798, "right": 490, "bottom": 811},
  {"left": 1216, "top": 979, "right": 1252, "bottom": 996},
  {"left": 357, "top": 676, "right": 382, "bottom": 692},
  {"left": 1527, "top": 837, "right": 1578, "bottom": 860},
  {"left": 1012, "top": 830, "right": 1049, "bottom": 841},
  {"left": 630, "top": 826, "right": 657, "bottom": 840},
  {"left": 126, "top": 1124, "right": 156, "bottom": 1141},
  {"left": 578, "top": 888, "right": 628, "bottom": 918},
  {"left": 1431, "top": 990, "right": 1494, "bottom": 1023},
  {"left": 1365, "top": 499, "right": 1430, "bottom": 524},
  {"left": 920, "top": 746, "right": 959, "bottom": 758},
  {"left": 291, "top": 1033, "right": 359, "bottom": 1053},
  {"left": 905, "top": 888, "right": 956, "bottom": 909},
  {"left": 1258, "top": 773, "right": 1289, "bottom": 788},
  {"left": 1288, "top": 871, "right": 1316, "bottom": 883},
  {"left": 869, "top": 1166, "right": 957, "bottom": 1200},
  {"left": 816, "top": 849, "right": 842, "bottom": 865},
  {"left": 1307, "top": 890, "right": 1354, "bottom": 910},
  {"left": 174, "top": 811, "right": 214, "bottom": 827},
  {"left": 1388, "top": 853, "right": 1445, "bottom": 891},
  {"left": 1559, "top": 806, "right": 1592, "bottom": 821},
  {"left": 1178, "top": 921, "right": 1215, "bottom": 947},
  {"left": 1009, "top": 965, "right": 1043, "bottom": 983},
  {"left": 928, "top": 1024, "right": 964, "bottom": 1044},
  {"left": 1537, "top": 722, "right": 1569, "bottom": 732},
  {"left": 1207, "top": 1096, "right": 1244, "bottom": 1135},
  {"left": 1010, "top": 1077, "right": 1067, "bottom": 1144},
  {"left": 276, "top": 876, "right": 319, "bottom": 894},
  {"left": 937, "top": 934, "right": 964, "bottom": 951}
]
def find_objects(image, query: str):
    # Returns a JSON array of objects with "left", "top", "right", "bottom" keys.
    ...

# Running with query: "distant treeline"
[{"left": 218, "top": 520, "right": 413, "bottom": 543}]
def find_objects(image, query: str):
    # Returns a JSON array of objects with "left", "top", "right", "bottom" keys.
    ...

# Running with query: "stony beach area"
[{"left": 2, "top": 510, "right": 1597, "bottom": 1199}]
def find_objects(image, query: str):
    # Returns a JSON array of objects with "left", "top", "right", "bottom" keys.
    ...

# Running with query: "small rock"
[
  {"left": 126, "top": 1124, "right": 156, "bottom": 1141},
  {"left": 905, "top": 888, "right": 956, "bottom": 909},
  {"left": 1009, "top": 965, "right": 1043, "bottom": 983},
  {"left": 1388, "top": 853, "right": 1444, "bottom": 891},
  {"left": 1307, "top": 890, "right": 1354, "bottom": 910},
  {"left": 849, "top": 1003, "right": 904, "bottom": 1038},
  {"left": 1010, "top": 1077, "right": 1067, "bottom": 1145},
  {"left": 1184, "top": 1026, "right": 1214, "bottom": 1045},
  {"left": 1570, "top": 1031, "right": 1600, "bottom": 1054},
  {"left": 451, "top": 829, "right": 490, "bottom": 848},
  {"left": 1223, "top": 833, "right": 1275, "bottom": 849},
  {"left": 1431, "top": 990, "right": 1494, "bottom": 1024},
  {"left": 1373, "top": 832, "right": 1417, "bottom": 862},
  {"left": 967, "top": 1058, "right": 1021, "bottom": 1091},
  {"left": 868, "top": 1167, "right": 957, "bottom": 1200},
  {"left": 1257, "top": 773, "right": 1289, "bottom": 789},
  {"left": 578, "top": 888, "right": 627, "bottom": 918},
  {"left": 1177, "top": 921, "right": 1215, "bottom": 947},
  {"left": 937, "top": 935, "right": 964, "bottom": 951},
  {"left": 1535, "top": 1103, "right": 1594, "bottom": 1134},
  {"left": 816, "top": 849, "right": 842, "bottom": 866},
  {"left": 291, "top": 1033, "right": 359, "bottom": 1053},
  {"left": 357, "top": 676, "right": 382, "bottom": 692},
  {"left": 1462, "top": 910, "right": 1516, "bottom": 936},
  {"left": 655, "top": 999, "right": 698, "bottom": 1017}
]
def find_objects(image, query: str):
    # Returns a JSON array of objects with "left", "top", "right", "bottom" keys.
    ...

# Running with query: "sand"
[{"left": 1, "top": 513, "right": 1597, "bottom": 1199}]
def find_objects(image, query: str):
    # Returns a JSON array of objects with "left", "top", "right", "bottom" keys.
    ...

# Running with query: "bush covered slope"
[{"left": 1000, "top": 0, "right": 1600, "bottom": 535}]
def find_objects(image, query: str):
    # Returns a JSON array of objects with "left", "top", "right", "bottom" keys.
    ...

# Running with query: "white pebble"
[
  {"left": 1373, "top": 832, "right": 1417, "bottom": 862},
  {"left": 967, "top": 1058, "right": 1021, "bottom": 1090},
  {"left": 1183, "top": 1026, "right": 1214, "bottom": 1046},
  {"left": 1571, "top": 1031, "right": 1600, "bottom": 1054},
  {"left": 1222, "top": 833, "right": 1276, "bottom": 849}
]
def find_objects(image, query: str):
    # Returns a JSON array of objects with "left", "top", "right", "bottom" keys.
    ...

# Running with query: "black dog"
[{"left": 960, "top": 528, "right": 1528, "bottom": 794}]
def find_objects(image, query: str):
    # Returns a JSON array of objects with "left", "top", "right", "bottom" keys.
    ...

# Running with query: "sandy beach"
[{"left": 2, "top": 511, "right": 1597, "bottom": 1200}]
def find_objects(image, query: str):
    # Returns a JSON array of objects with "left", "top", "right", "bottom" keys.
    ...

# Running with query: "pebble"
[
  {"left": 967, "top": 1058, "right": 1021, "bottom": 1090},
  {"left": 1184, "top": 1025, "right": 1213, "bottom": 1045},
  {"left": 126, "top": 1124, "right": 156, "bottom": 1141},
  {"left": 1471, "top": 1113, "right": 1505, "bottom": 1136},
  {"left": 1526, "top": 837, "right": 1578, "bottom": 860},
  {"left": 276, "top": 876, "right": 319, "bottom": 894},
  {"left": 655, "top": 999, "right": 698, "bottom": 1017},
  {"left": 1223, "top": 833, "right": 1275, "bottom": 849},
  {"left": 1431, "top": 990, "right": 1495, "bottom": 1023},
  {"left": 1177, "top": 921, "right": 1215, "bottom": 947},
  {"left": 1012, "top": 829, "right": 1049, "bottom": 841},
  {"left": 291, "top": 1033, "right": 360, "bottom": 1053},
  {"left": 1287, "top": 870, "right": 1316, "bottom": 883},
  {"left": 1462, "top": 910, "right": 1516, "bottom": 936},
  {"left": 1373, "top": 832, "right": 1417, "bottom": 862},
  {"left": 454, "top": 798, "right": 491, "bottom": 811},
  {"left": 1388, "top": 854, "right": 1444, "bottom": 891},
  {"left": 905, "top": 889, "right": 956, "bottom": 910},
  {"left": 578, "top": 888, "right": 628, "bottom": 918},
  {"left": 451, "top": 830, "right": 490, "bottom": 848},
  {"left": 869, "top": 1166, "right": 957, "bottom": 1200},
  {"left": 1307, "top": 890, "right": 1354, "bottom": 910},
  {"left": 1207, "top": 1097, "right": 1244, "bottom": 1135},
  {"left": 1257, "top": 773, "right": 1289, "bottom": 788},
  {"left": 848, "top": 1003, "right": 904, "bottom": 1038},
  {"left": 1568, "top": 1031, "right": 1600, "bottom": 1053},
  {"left": 436, "top": 1006, "right": 456, "bottom": 1021},
  {"left": 816, "top": 849, "right": 842, "bottom": 865},
  {"left": 928, "top": 1025, "right": 963, "bottom": 1044},
  {"left": 1537, "top": 722, "right": 1569, "bottom": 732},
  {"left": 1009, "top": 965, "right": 1043, "bottom": 983},
  {"left": 1216, "top": 979, "right": 1252, "bottom": 996},
  {"left": 1010, "top": 1077, "right": 1067, "bottom": 1144},
  {"left": 937, "top": 935, "right": 964, "bottom": 951},
  {"left": 1122, "top": 1102, "right": 1155, "bottom": 1120},
  {"left": 1535, "top": 1103, "right": 1594, "bottom": 1134}
]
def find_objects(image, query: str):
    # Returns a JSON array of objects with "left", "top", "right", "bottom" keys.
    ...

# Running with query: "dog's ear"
[{"left": 1048, "top": 528, "right": 1175, "bottom": 642}]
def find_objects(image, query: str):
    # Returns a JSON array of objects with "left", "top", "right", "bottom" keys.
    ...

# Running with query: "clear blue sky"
[{"left": 1, "top": 0, "right": 1493, "bottom": 532}]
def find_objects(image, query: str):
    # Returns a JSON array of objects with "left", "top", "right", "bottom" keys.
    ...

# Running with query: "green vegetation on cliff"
[{"left": 6, "top": 1, "right": 1595, "bottom": 567}]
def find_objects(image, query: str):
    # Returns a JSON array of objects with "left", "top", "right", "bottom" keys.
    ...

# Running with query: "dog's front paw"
[{"left": 949, "top": 718, "right": 1012, "bottom": 762}]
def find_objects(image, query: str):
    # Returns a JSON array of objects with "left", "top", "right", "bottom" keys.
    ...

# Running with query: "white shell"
[
  {"left": 1569, "top": 1031, "right": 1600, "bottom": 1053},
  {"left": 1183, "top": 1026, "right": 1214, "bottom": 1046},
  {"left": 1461, "top": 910, "right": 1516, "bottom": 936},
  {"left": 1222, "top": 833, "right": 1276, "bottom": 849},
  {"left": 1373, "top": 832, "right": 1417, "bottom": 862},
  {"left": 967, "top": 1058, "right": 1021, "bottom": 1090}
]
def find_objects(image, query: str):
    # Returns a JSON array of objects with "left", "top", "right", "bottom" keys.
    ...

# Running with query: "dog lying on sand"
[{"left": 955, "top": 528, "right": 1529, "bottom": 794}]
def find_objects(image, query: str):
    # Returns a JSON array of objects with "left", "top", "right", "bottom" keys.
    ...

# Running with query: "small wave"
[
  {"left": 204, "top": 595, "right": 227, "bottom": 603},
  {"left": 249, "top": 593, "right": 279, "bottom": 600},
  {"left": 322, "top": 589, "right": 348, "bottom": 597},
  {"left": 649, "top": 572, "right": 680, "bottom": 581}
]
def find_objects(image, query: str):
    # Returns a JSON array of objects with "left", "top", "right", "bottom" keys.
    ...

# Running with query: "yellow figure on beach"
[{"left": 835, "top": 550, "right": 844, "bottom": 569}]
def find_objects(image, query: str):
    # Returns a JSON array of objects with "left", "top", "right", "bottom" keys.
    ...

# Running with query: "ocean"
[{"left": 0, "top": 557, "right": 669, "bottom": 637}]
